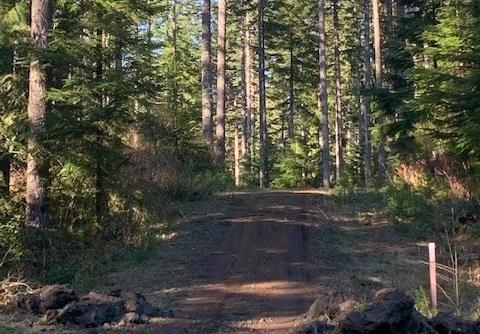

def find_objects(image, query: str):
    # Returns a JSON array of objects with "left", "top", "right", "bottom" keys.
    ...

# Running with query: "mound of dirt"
[
  {"left": 296, "top": 289, "right": 480, "bottom": 334},
  {"left": 16, "top": 285, "right": 77, "bottom": 315},
  {"left": 6, "top": 284, "right": 162, "bottom": 329}
]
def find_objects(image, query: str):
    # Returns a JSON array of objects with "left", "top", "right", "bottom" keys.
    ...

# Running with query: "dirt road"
[{"left": 100, "top": 190, "right": 425, "bottom": 333}]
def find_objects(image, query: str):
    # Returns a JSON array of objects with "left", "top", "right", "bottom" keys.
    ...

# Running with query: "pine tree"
[
  {"left": 215, "top": 0, "right": 227, "bottom": 163},
  {"left": 201, "top": 0, "right": 213, "bottom": 143},
  {"left": 318, "top": 0, "right": 330, "bottom": 188},
  {"left": 258, "top": 0, "right": 268, "bottom": 188},
  {"left": 372, "top": 0, "right": 386, "bottom": 181},
  {"left": 333, "top": 0, "right": 343, "bottom": 183},
  {"left": 26, "top": 0, "right": 51, "bottom": 228}
]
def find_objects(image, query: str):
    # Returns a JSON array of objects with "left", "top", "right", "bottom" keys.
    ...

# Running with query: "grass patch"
[{"left": 41, "top": 242, "right": 156, "bottom": 292}]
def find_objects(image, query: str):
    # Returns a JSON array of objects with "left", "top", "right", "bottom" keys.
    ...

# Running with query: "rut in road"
[{"left": 188, "top": 191, "right": 321, "bottom": 333}]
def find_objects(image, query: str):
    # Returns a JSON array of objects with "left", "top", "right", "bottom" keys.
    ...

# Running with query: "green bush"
[
  {"left": 384, "top": 182, "right": 431, "bottom": 224},
  {"left": 0, "top": 196, "right": 25, "bottom": 269},
  {"left": 271, "top": 140, "right": 320, "bottom": 189}
]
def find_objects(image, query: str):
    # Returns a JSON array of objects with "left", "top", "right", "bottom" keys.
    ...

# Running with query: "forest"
[{"left": 1, "top": 0, "right": 480, "bottom": 332}]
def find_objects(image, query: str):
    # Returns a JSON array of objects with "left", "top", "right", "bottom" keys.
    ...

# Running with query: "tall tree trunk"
[
  {"left": 201, "top": 0, "right": 213, "bottom": 143},
  {"left": 318, "top": 0, "right": 330, "bottom": 188},
  {"left": 372, "top": 0, "right": 386, "bottom": 180},
  {"left": 258, "top": 0, "right": 268, "bottom": 189},
  {"left": 245, "top": 12, "right": 255, "bottom": 165},
  {"left": 2, "top": 51, "right": 14, "bottom": 195},
  {"left": 172, "top": 0, "right": 179, "bottom": 122},
  {"left": 333, "top": 0, "right": 343, "bottom": 183},
  {"left": 215, "top": 0, "right": 227, "bottom": 163},
  {"left": 362, "top": 0, "right": 372, "bottom": 185},
  {"left": 234, "top": 129, "right": 240, "bottom": 186},
  {"left": 288, "top": 32, "right": 294, "bottom": 140},
  {"left": 95, "top": 29, "right": 107, "bottom": 226},
  {"left": 241, "top": 10, "right": 251, "bottom": 159},
  {"left": 26, "top": 0, "right": 51, "bottom": 227},
  {"left": 357, "top": 72, "right": 366, "bottom": 183}
]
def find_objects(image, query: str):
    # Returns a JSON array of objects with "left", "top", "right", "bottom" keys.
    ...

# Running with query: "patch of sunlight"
[{"left": 156, "top": 232, "right": 178, "bottom": 240}]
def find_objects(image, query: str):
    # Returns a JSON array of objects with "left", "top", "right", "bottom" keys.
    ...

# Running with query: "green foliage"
[
  {"left": 409, "top": 1, "right": 480, "bottom": 174},
  {"left": 413, "top": 287, "right": 433, "bottom": 317},
  {"left": 383, "top": 181, "right": 431, "bottom": 226},
  {"left": 330, "top": 187, "right": 383, "bottom": 208},
  {"left": 381, "top": 176, "right": 480, "bottom": 241},
  {"left": 0, "top": 0, "right": 230, "bottom": 284},
  {"left": 0, "top": 196, "right": 25, "bottom": 268},
  {"left": 1, "top": 0, "right": 480, "bottom": 290},
  {"left": 271, "top": 139, "right": 319, "bottom": 189},
  {"left": 42, "top": 241, "right": 156, "bottom": 291}
]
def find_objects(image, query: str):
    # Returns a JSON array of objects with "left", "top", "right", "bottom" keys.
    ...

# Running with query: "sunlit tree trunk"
[
  {"left": 246, "top": 12, "right": 255, "bottom": 166},
  {"left": 318, "top": 0, "right": 330, "bottom": 188},
  {"left": 372, "top": 0, "right": 386, "bottom": 181},
  {"left": 201, "top": 0, "right": 213, "bottom": 143},
  {"left": 258, "top": 0, "right": 268, "bottom": 188},
  {"left": 234, "top": 129, "right": 240, "bottom": 186},
  {"left": 241, "top": 9, "right": 251, "bottom": 159},
  {"left": 362, "top": 0, "right": 372, "bottom": 186},
  {"left": 215, "top": 0, "right": 227, "bottom": 163},
  {"left": 171, "top": 0, "right": 178, "bottom": 120},
  {"left": 26, "top": 0, "right": 51, "bottom": 227},
  {"left": 333, "top": 0, "right": 343, "bottom": 183},
  {"left": 288, "top": 32, "right": 294, "bottom": 140}
]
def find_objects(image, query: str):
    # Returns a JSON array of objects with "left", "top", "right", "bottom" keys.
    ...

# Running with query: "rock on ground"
[
  {"left": 340, "top": 289, "right": 414, "bottom": 334},
  {"left": 9, "top": 285, "right": 162, "bottom": 329},
  {"left": 56, "top": 292, "right": 126, "bottom": 328},
  {"left": 305, "top": 291, "right": 357, "bottom": 323},
  {"left": 16, "top": 285, "right": 76, "bottom": 315},
  {"left": 431, "top": 312, "right": 480, "bottom": 334},
  {"left": 296, "top": 289, "right": 480, "bottom": 334}
]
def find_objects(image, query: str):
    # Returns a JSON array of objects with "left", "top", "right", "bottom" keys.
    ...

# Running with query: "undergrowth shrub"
[
  {"left": 0, "top": 196, "right": 25, "bottom": 269},
  {"left": 0, "top": 117, "right": 229, "bottom": 285},
  {"left": 271, "top": 140, "right": 320, "bottom": 189},
  {"left": 383, "top": 181, "right": 431, "bottom": 225},
  {"left": 382, "top": 177, "right": 480, "bottom": 240}
]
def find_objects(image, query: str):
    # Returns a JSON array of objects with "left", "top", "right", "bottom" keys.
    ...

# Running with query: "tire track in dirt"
[{"left": 182, "top": 191, "right": 321, "bottom": 333}]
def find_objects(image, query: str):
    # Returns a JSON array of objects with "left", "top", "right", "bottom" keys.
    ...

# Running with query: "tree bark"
[
  {"left": 318, "top": 0, "right": 330, "bottom": 188},
  {"left": 372, "top": 0, "right": 386, "bottom": 180},
  {"left": 362, "top": 0, "right": 372, "bottom": 185},
  {"left": 258, "top": 0, "right": 268, "bottom": 189},
  {"left": 95, "top": 29, "right": 107, "bottom": 226},
  {"left": 172, "top": 0, "right": 179, "bottom": 121},
  {"left": 288, "top": 32, "right": 294, "bottom": 140},
  {"left": 234, "top": 129, "right": 240, "bottom": 186},
  {"left": 241, "top": 10, "right": 251, "bottom": 159},
  {"left": 247, "top": 13, "right": 255, "bottom": 166},
  {"left": 333, "top": 0, "right": 343, "bottom": 183},
  {"left": 26, "top": 0, "right": 51, "bottom": 227},
  {"left": 215, "top": 0, "right": 227, "bottom": 163},
  {"left": 201, "top": 0, "right": 213, "bottom": 143}
]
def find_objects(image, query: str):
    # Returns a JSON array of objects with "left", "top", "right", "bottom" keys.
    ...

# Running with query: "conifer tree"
[
  {"left": 202, "top": 0, "right": 213, "bottom": 143},
  {"left": 215, "top": 0, "right": 227, "bottom": 163},
  {"left": 26, "top": 0, "right": 51, "bottom": 228},
  {"left": 318, "top": 0, "right": 330, "bottom": 188}
]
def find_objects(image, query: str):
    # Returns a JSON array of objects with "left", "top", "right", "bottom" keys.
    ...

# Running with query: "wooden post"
[{"left": 429, "top": 242, "right": 437, "bottom": 310}]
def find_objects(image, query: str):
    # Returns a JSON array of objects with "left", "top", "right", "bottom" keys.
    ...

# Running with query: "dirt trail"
[
  {"left": 182, "top": 191, "right": 320, "bottom": 333},
  {"left": 98, "top": 190, "right": 425, "bottom": 334}
]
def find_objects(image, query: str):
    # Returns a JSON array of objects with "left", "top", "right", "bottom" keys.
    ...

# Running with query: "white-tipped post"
[{"left": 429, "top": 242, "right": 437, "bottom": 311}]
